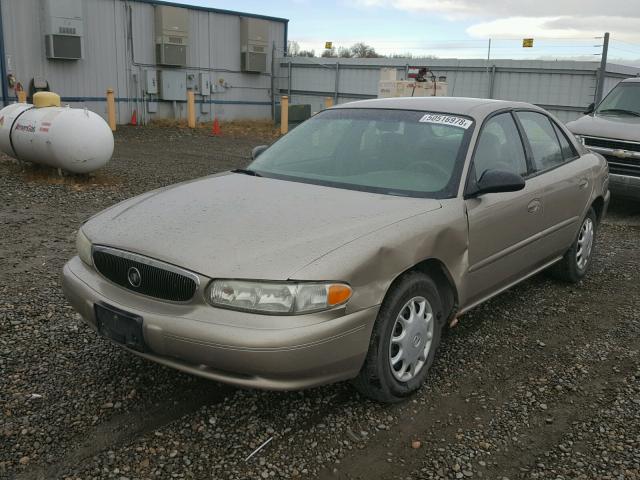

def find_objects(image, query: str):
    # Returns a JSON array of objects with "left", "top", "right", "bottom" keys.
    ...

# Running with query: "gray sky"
[{"left": 172, "top": 1, "right": 640, "bottom": 62}]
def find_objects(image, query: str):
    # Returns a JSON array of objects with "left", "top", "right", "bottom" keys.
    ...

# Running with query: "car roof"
[
  {"left": 620, "top": 77, "right": 640, "bottom": 83},
  {"left": 332, "top": 96, "right": 543, "bottom": 120}
]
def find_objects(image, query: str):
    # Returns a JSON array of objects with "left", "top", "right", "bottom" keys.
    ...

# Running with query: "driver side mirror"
[
  {"left": 470, "top": 169, "right": 525, "bottom": 197},
  {"left": 252, "top": 145, "right": 268, "bottom": 160},
  {"left": 584, "top": 102, "right": 595, "bottom": 115}
]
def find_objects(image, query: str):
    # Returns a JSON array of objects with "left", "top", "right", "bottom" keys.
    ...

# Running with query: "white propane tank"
[{"left": 0, "top": 92, "right": 114, "bottom": 174}]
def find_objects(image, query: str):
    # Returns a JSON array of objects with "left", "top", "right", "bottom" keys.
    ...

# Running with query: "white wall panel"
[{"left": 0, "top": 0, "right": 287, "bottom": 122}]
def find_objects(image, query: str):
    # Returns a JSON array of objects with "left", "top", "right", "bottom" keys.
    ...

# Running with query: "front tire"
[
  {"left": 550, "top": 207, "right": 597, "bottom": 283},
  {"left": 353, "top": 272, "right": 444, "bottom": 403}
]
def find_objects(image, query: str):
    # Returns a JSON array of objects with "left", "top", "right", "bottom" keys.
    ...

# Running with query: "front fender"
[{"left": 291, "top": 200, "right": 469, "bottom": 313}]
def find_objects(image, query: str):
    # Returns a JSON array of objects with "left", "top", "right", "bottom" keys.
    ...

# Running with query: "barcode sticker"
[{"left": 419, "top": 113, "right": 473, "bottom": 129}]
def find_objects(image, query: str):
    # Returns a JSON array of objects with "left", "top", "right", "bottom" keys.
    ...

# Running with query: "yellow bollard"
[
  {"left": 280, "top": 95, "right": 289, "bottom": 135},
  {"left": 106, "top": 88, "right": 116, "bottom": 131},
  {"left": 17, "top": 91, "right": 27, "bottom": 103},
  {"left": 187, "top": 90, "right": 196, "bottom": 129},
  {"left": 324, "top": 97, "right": 334, "bottom": 109}
]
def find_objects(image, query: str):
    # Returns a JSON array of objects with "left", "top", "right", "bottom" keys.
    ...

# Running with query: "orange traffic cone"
[
  {"left": 130, "top": 109, "right": 137, "bottom": 126},
  {"left": 211, "top": 116, "right": 221, "bottom": 136}
]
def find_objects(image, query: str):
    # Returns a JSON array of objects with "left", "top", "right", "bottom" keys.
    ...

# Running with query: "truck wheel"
[
  {"left": 550, "top": 208, "right": 598, "bottom": 283},
  {"left": 353, "top": 271, "right": 443, "bottom": 403}
]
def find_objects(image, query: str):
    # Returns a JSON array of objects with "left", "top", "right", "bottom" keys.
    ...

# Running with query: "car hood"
[
  {"left": 83, "top": 172, "right": 442, "bottom": 279},
  {"left": 566, "top": 113, "right": 640, "bottom": 141}
]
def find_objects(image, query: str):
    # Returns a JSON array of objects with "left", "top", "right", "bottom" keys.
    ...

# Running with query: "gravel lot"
[{"left": 1, "top": 126, "right": 639, "bottom": 480}]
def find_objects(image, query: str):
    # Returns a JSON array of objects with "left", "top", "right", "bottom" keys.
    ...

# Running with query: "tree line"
[{"left": 287, "top": 41, "right": 434, "bottom": 59}]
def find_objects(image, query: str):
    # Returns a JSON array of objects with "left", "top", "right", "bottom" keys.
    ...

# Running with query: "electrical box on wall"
[
  {"left": 155, "top": 6, "right": 188, "bottom": 66},
  {"left": 186, "top": 73, "right": 196, "bottom": 91},
  {"left": 240, "top": 17, "right": 268, "bottom": 73},
  {"left": 145, "top": 70, "right": 158, "bottom": 94},
  {"left": 159, "top": 70, "right": 187, "bottom": 101},
  {"left": 199, "top": 73, "right": 211, "bottom": 95},
  {"left": 43, "top": 0, "right": 83, "bottom": 60}
]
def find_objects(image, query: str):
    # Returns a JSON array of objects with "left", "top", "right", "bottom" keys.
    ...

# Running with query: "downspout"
[
  {"left": 283, "top": 20, "right": 288, "bottom": 56},
  {"left": 0, "top": 0, "right": 9, "bottom": 107},
  {"left": 271, "top": 42, "right": 275, "bottom": 121},
  {"left": 287, "top": 59, "right": 291, "bottom": 97},
  {"left": 334, "top": 62, "right": 339, "bottom": 103}
]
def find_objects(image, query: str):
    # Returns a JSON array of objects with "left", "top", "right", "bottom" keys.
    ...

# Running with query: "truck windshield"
[
  {"left": 247, "top": 108, "right": 473, "bottom": 198},
  {"left": 597, "top": 83, "right": 640, "bottom": 117}
]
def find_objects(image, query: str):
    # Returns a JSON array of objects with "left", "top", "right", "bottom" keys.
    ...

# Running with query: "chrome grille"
[
  {"left": 584, "top": 137, "right": 640, "bottom": 153},
  {"left": 92, "top": 247, "right": 198, "bottom": 302},
  {"left": 604, "top": 156, "right": 640, "bottom": 177}
]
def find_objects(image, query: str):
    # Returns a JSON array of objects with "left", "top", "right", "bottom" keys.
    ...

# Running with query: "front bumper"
[
  {"left": 609, "top": 174, "right": 640, "bottom": 200},
  {"left": 62, "top": 256, "right": 378, "bottom": 390},
  {"left": 588, "top": 145, "right": 640, "bottom": 199}
]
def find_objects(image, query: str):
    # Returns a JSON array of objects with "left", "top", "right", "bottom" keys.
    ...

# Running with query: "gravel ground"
[{"left": 1, "top": 126, "right": 639, "bottom": 480}]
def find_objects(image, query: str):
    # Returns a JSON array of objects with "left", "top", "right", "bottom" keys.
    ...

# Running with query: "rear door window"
[
  {"left": 515, "top": 111, "right": 564, "bottom": 172},
  {"left": 552, "top": 122, "right": 578, "bottom": 161}
]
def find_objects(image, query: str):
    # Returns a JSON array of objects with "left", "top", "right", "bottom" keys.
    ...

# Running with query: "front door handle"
[
  {"left": 578, "top": 178, "right": 589, "bottom": 190},
  {"left": 527, "top": 199, "right": 542, "bottom": 214}
]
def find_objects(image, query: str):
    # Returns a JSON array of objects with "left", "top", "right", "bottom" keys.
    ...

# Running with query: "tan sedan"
[{"left": 63, "top": 97, "right": 609, "bottom": 402}]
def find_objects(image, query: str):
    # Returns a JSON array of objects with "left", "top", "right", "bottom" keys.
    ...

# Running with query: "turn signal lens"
[
  {"left": 76, "top": 228, "right": 93, "bottom": 267},
  {"left": 327, "top": 284, "right": 353, "bottom": 306}
]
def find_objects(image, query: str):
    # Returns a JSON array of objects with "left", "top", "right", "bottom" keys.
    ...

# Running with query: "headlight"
[
  {"left": 76, "top": 228, "right": 93, "bottom": 266},
  {"left": 206, "top": 280, "right": 352, "bottom": 314},
  {"left": 574, "top": 134, "right": 586, "bottom": 146}
]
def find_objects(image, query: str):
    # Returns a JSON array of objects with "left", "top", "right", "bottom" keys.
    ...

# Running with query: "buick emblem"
[{"left": 127, "top": 267, "right": 142, "bottom": 288}]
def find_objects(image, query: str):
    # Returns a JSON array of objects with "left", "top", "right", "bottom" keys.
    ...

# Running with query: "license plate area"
[{"left": 95, "top": 303, "right": 147, "bottom": 352}]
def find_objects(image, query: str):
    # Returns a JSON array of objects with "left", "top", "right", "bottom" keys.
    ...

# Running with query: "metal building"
[
  {"left": 276, "top": 57, "right": 640, "bottom": 123},
  {"left": 0, "top": 0, "right": 288, "bottom": 124}
]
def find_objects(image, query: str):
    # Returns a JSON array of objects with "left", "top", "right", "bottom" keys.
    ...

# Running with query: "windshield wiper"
[
  {"left": 233, "top": 168, "right": 263, "bottom": 177},
  {"left": 598, "top": 108, "right": 640, "bottom": 117}
]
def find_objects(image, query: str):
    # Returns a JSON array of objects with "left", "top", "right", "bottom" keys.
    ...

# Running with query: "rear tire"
[
  {"left": 550, "top": 208, "right": 597, "bottom": 283},
  {"left": 352, "top": 271, "right": 444, "bottom": 403}
]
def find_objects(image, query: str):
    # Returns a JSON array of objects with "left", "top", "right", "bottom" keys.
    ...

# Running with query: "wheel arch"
[
  {"left": 387, "top": 258, "right": 459, "bottom": 324},
  {"left": 591, "top": 195, "right": 606, "bottom": 224}
]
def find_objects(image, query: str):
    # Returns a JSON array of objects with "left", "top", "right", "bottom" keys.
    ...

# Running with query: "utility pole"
[{"left": 594, "top": 32, "right": 610, "bottom": 104}]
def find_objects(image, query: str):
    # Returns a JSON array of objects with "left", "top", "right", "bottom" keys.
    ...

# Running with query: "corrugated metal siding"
[
  {"left": 277, "top": 58, "right": 640, "bottom": 123},
  {"left": 338, "top": 67, "right": 379, "bottom": 96},
  {"left": 601, "top": 75, "right": 627, "bottom": 100},
  {"left": 0, "top": 0, "right": 286, "bottom": 123},
  {"left": 491, "top": 71, "right": 596, "bottom": 110}
]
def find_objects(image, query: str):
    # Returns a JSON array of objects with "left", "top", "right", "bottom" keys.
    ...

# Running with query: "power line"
[
  {"left": 609, "top": 46, "right": 640, "bottom": 57},
  {"left": 610, "top": 38, "right": 640, "bottom": 49}
]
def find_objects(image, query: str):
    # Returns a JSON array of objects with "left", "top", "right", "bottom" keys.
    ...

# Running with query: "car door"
[
  {"left": 514, "top": 111, "right": 592, "bottom": 259},
  {"left": 463, "top": 112, "right": 547, "bottom": 306}
]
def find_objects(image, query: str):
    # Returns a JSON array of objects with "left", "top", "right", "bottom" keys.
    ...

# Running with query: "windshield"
[
  {"left": 248, "top": 108, "right": 474, "bottom": 198},
  {"left": 596, "top": 82, "right": 640, "bottom": 116}
]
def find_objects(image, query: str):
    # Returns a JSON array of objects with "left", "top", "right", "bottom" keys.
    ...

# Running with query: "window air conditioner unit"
[
  {"left": 240, "top": 18, "right": 269, "bottom": 73},
  {"left": 155, "top": 6, "right": 188, "bottom": 66},
  {"left": 45, "top": 34, "right": 82, "bottom": 60},
  {"left": 43, "top": 0, "right": 84, "bottom": 60}
]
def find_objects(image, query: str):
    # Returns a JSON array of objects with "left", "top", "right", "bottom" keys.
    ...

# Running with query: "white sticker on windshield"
[{"left": 419, "top": 113, "right": 473, "bottom": 130}]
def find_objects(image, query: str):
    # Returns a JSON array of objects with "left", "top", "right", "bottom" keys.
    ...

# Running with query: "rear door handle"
[
  {"left": 527, "top": 199, "right": 542, "bottom": 214},
  {"left": 579, "top": 178, "right": 589, "bottom": 190}
]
